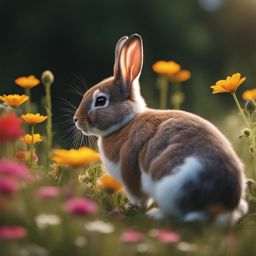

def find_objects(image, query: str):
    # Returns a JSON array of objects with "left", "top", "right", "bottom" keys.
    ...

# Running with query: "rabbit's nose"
[{"left": 73, "top": 116, "right": 78, "bottom": 123}]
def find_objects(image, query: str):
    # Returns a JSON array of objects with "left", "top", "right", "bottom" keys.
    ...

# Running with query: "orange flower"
[
  {"left": 15, "top": 75, "right": 40, "bottom": 89},
  {"left": 97, "top": 174, "right": 123, "bottom": 191},
  {"left": 21, "top": 113, "right": 48, "bottom": 125},
  {"left": 22, "top": 134, "right": 42, "bottom": 144},
  {"left": 52, "top": 147, "right": 100, "bottom": 168},
  {"left": 210, "top": 73, "right": 246, "bottom": 94},
  {"left": 0, "top": 94, "right": 29, "bottom": 108},
  {"left": 152, "top": 61, "right": 181, "bottom": 75},
  {"left": 242, "top": 89, "right": 256, "bottom": 101},
  {"left": 168, "top": 69, "right": 191, "bottom": 83}
]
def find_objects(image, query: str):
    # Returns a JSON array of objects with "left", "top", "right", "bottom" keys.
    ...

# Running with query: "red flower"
[
  {"left": 120, "top": 229, "right": 144, "bottom": 243},
  {"left": 0, "top": 113, "right": 23, "bottom": 143},
  {"left": 37, "top": 186, "right": 61, "bottom": 199},
  {"left": 0, "top": 226, "right": 27, "bottom": 240},
  {"left": 0, "top": 177, "right": 19, "bottom": 195},
  {"left": 64, "top": 198, "right": 99, "bottom": 215},
  {"left": 155, "top": 229, "right": 181, "bottom": 243}
]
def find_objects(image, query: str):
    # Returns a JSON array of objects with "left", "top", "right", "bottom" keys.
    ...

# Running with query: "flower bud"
[
  {"left": 242, "top": 128, "right": 250, "bottom": 137},
  {"left": 41, "top": 70, "right": 54, "bottom": 85},
  {"left": 245, "top": 99, "right": 256, "bottom": 115}
]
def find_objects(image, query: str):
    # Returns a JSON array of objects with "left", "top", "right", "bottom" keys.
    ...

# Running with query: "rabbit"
[{"left": 73, "top": 34, "right": 248, "bottom": 224}]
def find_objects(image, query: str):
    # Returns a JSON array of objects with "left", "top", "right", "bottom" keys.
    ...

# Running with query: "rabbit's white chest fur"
[
  {"left": 97, "top": 137, "right": 143, "bottom": 205},
  {"left": 97, "top": 137, "right": 122, "bottom": 182}
]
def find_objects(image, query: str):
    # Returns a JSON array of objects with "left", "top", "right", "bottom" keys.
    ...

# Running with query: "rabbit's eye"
[{"left": 95, "top": 96, "right": 107, "bottom": 107}]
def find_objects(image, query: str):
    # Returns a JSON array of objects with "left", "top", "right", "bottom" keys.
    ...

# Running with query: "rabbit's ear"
[
  {"left": 114, "top": 36, "right": 128, "bottom": 76},
  {"left": 115, "top": 34, "right": 143, "bottom": 84}
]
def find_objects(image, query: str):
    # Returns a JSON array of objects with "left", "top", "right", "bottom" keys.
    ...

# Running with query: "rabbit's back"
[{"left": 100, "top": 109, "right": 244, "bottom": 215}]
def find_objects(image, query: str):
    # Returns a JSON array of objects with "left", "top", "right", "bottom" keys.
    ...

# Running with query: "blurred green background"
[{"left": 1, "top": 0, "right": 256, "bottom": 140}]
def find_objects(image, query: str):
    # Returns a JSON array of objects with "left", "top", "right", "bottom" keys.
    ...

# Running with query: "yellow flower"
[
  {"left": 21, "top": 113, "right": 48, "bottom": 125},
  {"left": 15, "top": 75, "right": 40, "bottom": 89},
  {"left": 242, "top": 89, "right": 256, "bottom": 101},
  {"left": 0, "top": 94, "right": 29, "bottom": 108},
  {"left": 168, "top": 69, "right": 191, "bottom": 83},
  {"left": 22, "top": 133, "right": 42, "bottom": 144},
  {"left": 52, "top": 147, "right": 100, "bottom": 167},
  {"left": 210, "top": 73, "right": 246, "bottom": 94},
  {"left": 152, "top": 61, "right": 181, "bottom": 75},
  {"left": 97, "top": 174, "right": 123, "bottom": 191}
]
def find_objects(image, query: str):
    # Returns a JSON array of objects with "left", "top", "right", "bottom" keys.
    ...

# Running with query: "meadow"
[{"left": 1, "top": 65, "right": 256, "bottom": 256}]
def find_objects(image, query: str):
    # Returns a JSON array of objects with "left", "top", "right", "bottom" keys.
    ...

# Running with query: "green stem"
[
  {"left": 171, "top": 82, "right": 184, "bottom": 110},
  {"left": 232, "top": 93, "right": 256, "bottom": 178},
  {"left": 45, "top": 82, "right": 52, "bottom": 165},
  {"left": 24, "top": 88, "right": 31, "bottom": 113},
  {"left": 29, "top": 125, "right": 35, "bottom": 168},
  {"left": 231, "top": 93, "right": 249, "bottom": 126},
  {"left": 157, "top": 76, "right": 169, "bottom": 109}
]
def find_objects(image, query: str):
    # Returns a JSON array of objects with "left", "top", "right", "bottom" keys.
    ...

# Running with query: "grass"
[{"left": 1, "top": 71, "right": 256, "bottom": 256}]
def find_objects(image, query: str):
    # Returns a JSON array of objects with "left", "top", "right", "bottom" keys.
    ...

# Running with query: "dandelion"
[
  {"left": 15, "top": 75, "right": 40, "bottom": 89},
  {"left": 168, "top": 69, "right": 191, "bottom": 83},
  {"left": 152, "top": 61, "right": 181, "bottom": 75},
  {"left": 15, "top": 75, "right": 40, "bottom": 113},
  {"left": 0, "top": 226, "right": 27, "bottom": 240},
  {"left": 152, "top": 60, "right": 183, "bottom": 109},
  {"left": 210, "top": 73, "right": 246, "bottom": 94},
  {"left": 85, "top": 220, "right": 114, "bottom": 234},
  {"left": 210, "top": 72, "right": 256, "bottom": 179},
  {"left": 97, "top": 174, "right": 122, "bottom": 191},
  {"left": 0, "top": 94, "right": 29, "bottom": 108},
  {"left": 21, "top": 113, "right": 47, "bottom": 167},
  {"left": 120, "top": 229, "right": 144, "bottom": 243},
  {"left": 64, "top": 198, "right": 99, "bottom": 215},
  {"left": 52, "top": 147, "right": 100, "bottom": 168},
  {"left": 22, "top": 134, "right": 42, "bottom": 144},
  {"left": 21, "top": 113, "right": 48, "bottom": 126},
  {"left": 37, "top": 186, "right": 60, "bottom": 198},
  {"left": 0, "top": 113, "right": 23, "bottom": 143},
  {"left": 242, "top": 89, "right": 256, "bottom": 101}
]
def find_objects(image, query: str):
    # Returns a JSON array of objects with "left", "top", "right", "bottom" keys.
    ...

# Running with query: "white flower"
[
  {"left": 177, "top": 242, "right": 197, "bottom": 252},
  {"left": 84, "top": 220, "right": 114, "bottom": 234},
  {"left": 35, "top": 214, "right": 61, "bottom": 229},
  {"left": 74, "top": 236, "right": 87, "bottom": 247}
]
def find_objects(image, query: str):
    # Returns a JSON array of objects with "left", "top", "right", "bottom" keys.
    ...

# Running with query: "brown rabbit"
[{"left": 74, "top": 34, "right": 248, "bottom": 224}]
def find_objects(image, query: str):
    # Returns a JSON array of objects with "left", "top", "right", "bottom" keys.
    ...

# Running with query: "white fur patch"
[
  {"left": 98, "top": 137, "right": 143, "bottom": 205},
  {"left": 142, "top": 156, "right": 203, "bottom": 218},
  {"left": 132, "top": 79, "right": 146, "bottom": 113},
  {"left": 90, "top": 89, "right": 110, "bottom": 111},
  {"left": 141, "top": 171, "right": 155, "bottom": 198},
  {"left": 97, "top": 137, "right": 122, "bottom": 182},
  {"left": 183, "top": 211, "right": 208, "bottom": 222},
  {"left": 124, "top": 188, "right": 143, "bottom": 206}
]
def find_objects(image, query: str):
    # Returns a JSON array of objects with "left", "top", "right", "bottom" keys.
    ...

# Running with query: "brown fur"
[
  {"left": 74, "top": 34, "right": 246, "bottom": 216},
  {"left": 102, "top": 110, "right": 243, "bottom": 210}
]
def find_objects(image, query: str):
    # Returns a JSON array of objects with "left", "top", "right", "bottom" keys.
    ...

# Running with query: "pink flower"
[
  {"left": 37, "top": 186, "right": 61, "bottom": 198},
  {"left": 0, "top": 113, "right": 24, "bottom": 143},
  {"left": 0, "top": 177, "right": 19, "bottom": 195},
  {"left": 156, "top": 229, "right": 181, "bottom": 243},
  {"left": 0, "top": 226, "right": 27, "bottom": 240},
  {"left": 0, "top": 160, "right": 31, "bottom": 181},
  {"left": 64, "top": 198, "right": 98, "bottom": 215},
  {"left": 120, "top": 229, "right": 144, "bottom": 243}
]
